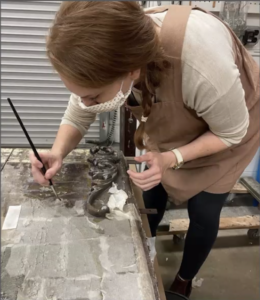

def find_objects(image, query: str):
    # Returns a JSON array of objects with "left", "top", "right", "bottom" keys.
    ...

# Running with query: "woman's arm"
[
  {"left": 128, "top": 133, "right": 228, "bottom": 191},
  {"left": 52, "top": 93, "right": 96, "bottom": 158},
  {"left": 51, "top": 124, "right": 83, "bottom": 159},
  {"left": 30, "top": 94, "right": 96, "bottom": 184},
  {"left": 129, "top": 61, "right": 249, "bottom": 190},
  {"left": 163, "top": 130, "right": 228, "bottom": 167}
]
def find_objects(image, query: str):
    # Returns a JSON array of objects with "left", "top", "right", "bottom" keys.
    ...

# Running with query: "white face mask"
[{"left": 78, "top": 80, "right": 133, "bottom": 114}]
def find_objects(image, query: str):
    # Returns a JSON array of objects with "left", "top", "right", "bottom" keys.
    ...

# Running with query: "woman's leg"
[
  {"left": 169, "top": 191, "right": 228, "bottom": 297},
  {"left": 178, "top": 191, "right": 228, "bottom": 280},
  {"left": 143, "top": 183, "right": 168, "bottom": 237}
]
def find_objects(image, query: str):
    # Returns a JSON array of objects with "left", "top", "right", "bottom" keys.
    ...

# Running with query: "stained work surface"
[
  {"left": 1, "top": 148, "right": 157, "bottom": 300},
  {"left": 1, "top": 148, "right": 13, "bottom": 170}
]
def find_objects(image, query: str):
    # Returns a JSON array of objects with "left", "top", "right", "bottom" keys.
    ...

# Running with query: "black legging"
[{"left": 143, "top": 183, "right": 228, "bottom": 280}]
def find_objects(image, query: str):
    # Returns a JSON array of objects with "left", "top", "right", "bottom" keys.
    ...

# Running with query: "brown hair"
[{"left": 47, "top": 1, "right": 169, "bottom": 149}]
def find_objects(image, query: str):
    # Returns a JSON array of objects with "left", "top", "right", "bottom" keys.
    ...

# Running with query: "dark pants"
[{"left": 143, "top": 183, "right": 228, "bottom": 280}]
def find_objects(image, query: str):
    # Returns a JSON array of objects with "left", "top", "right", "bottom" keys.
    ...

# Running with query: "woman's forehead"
[
  {"left": 60, "top": 73, "right": 120, "bottom": 97},
  {"left": 60, "top": 74, "right": 102, "bottom": 95}
]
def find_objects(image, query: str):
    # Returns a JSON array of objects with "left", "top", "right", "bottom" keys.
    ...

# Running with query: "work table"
[{"left": 1, "top": 148, "right": 165, "bottom": 300}]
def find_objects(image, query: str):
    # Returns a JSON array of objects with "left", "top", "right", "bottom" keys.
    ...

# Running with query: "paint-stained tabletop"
[
  {"left": 1, "top": 148, "right": 160, "bottom": 300},
  {"left": 1, "top": 148, "right": 92, "bottom": 217}
]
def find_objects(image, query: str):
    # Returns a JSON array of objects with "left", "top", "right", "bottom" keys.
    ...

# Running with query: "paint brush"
[{"left": 7, "top": 98, "right": 61, "bottom": 200}]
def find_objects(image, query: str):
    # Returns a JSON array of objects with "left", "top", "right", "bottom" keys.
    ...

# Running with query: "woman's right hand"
[{"left": 29, "top": 151, "right": 63, "bottom": 186}]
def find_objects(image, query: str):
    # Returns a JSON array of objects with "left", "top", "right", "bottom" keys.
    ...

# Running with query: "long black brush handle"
[{"left": 7, "top": 98, "right": 53, "bottom": 186}]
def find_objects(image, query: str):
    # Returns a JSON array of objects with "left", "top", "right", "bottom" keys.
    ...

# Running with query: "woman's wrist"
[
  {"left": 51, "top": 125, "right": 83, "bottom": 159},
  {"left": 51, "top": 146, "right": 64, "bottom": 159},
  {"left": 162, "top": 151, "right": 177, "bottom": 169}
]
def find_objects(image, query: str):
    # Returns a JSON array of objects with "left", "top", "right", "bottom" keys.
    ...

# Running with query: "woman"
[{"left": 30, "top": 2, "right": 260, "bottom": 298}]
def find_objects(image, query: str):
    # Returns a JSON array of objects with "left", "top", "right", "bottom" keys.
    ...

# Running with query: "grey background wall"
[{"left": 1, "top": 1, "right": 101, "bottom": 148}]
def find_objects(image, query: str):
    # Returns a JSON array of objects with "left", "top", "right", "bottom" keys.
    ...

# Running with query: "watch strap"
[{"left": 171, "top": 149, "right": 184, "bottom": 169}]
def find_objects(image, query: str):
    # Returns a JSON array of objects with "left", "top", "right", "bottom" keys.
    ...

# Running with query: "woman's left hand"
[{"left": 127, "top": 151, "right": 176, "bottom": 191}]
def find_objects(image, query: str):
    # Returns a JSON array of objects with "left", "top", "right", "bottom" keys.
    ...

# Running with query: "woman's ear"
[{"left": 130, "top": 69, "right": 141, "bottom": 81}]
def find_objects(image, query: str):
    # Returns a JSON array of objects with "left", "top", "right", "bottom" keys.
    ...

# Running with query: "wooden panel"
[
  {"left": 1, "top": 148, "right": 14, "bottom": 226},
  {"left": 1, "top": 148, "right": 13, "bottom": 162},
  {"left": 231, "top": 182, "right": 248, "bottom": 194},
  {"left": 240, "top": 177, "right": 260, "bottom": 202},
  {"left": 129, "top": 164, "right": 166, "bottom": 300},
  {"left": 1, "top": 148, "right": 14, "bottom": 170},
  {"left": 120, "top": 103, "right": 136, "bottom": 157},
  {"left": 170, "top": 215, "right": 260, "bottom": 233}
]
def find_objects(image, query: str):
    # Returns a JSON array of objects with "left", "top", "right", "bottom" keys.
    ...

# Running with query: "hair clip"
[{"left": 141, "top": 115, "right": 148, "bottom": 122}]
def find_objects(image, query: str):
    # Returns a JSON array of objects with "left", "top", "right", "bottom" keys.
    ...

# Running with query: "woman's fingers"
[
  {"left": 30, "top": 152, "right": 48, "bottom": 184},
  {"left": 132, "top": 179, "right": 160, "bottom": 191},
  {"left": 129, "top": 174, "right": 161, "bottom": 185},
  {"left": 128, "top": 153, "right": 163, "bottom": 191},
  {"left": 127, "top": 161, "right": 162, "bottom": 192},
  {"left": 29, "top": 151, "right": 62, "bottom": 185},
  {"left": 134, "top": 152, "right": 153, "bottom": 163},
  {"left": 127, "top": 165, "right": 159, "bottom": 180},
  {"left": 29, "top": 152, "right": 43, "bottom": 169},
  {"left": 45, "top": 161, "right": 62, "bottom": 180},
  {"left": 31, "top": 165, "right": 50, "bottom": 186}
]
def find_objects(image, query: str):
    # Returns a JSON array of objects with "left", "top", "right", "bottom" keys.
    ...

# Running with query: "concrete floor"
[{"left": 156, "top": 229, "right": 259, "bottom": 300}]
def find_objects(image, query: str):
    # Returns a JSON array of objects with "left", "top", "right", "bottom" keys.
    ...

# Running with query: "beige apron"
[{"left": 126, "top": 5, "right": 260, "bottom": 204}]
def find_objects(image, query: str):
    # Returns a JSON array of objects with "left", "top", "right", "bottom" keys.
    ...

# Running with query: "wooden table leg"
[{"left": 129, "top": 165, "right": 166, "bottom": 300}]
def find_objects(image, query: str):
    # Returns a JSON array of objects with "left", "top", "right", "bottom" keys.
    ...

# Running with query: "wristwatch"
[{"left": 171, "top": 149, "right": 184, "bottom": 170}]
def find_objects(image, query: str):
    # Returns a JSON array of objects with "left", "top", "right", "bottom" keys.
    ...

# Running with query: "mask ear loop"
[
  {"left": 120, "top": 80, "right": 134, "bottom": 93},
  {"left": 120, "top": 80, "right": 124, "bottom": 92}
]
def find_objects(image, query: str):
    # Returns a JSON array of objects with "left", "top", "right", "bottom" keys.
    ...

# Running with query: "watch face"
[
  {"left": 171, "top": 149, "right": 184, "bottom": 170},
  {"left": 175, "top": 161, "right": 184, "bottom": 170}
]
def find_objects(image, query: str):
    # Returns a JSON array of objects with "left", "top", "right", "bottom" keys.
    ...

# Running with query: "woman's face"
[{"left": 60, "top": 69, "right": 140, "bottom": 107}]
